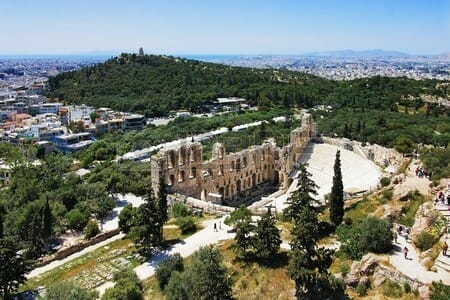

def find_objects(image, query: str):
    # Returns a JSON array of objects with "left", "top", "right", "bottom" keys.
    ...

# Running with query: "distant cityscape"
[{"left": 192, "top": 52, "right": 450, "bottom": 81}]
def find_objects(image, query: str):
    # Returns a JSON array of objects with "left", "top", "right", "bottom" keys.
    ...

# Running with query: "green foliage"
[
  {"left": 337, "top": 217, "right": 393, "bottom": 260},
  {"left": 128, "top": 189, "right": 162, "bottom": 257},
  {"left": 155, "top": 253, "right": 184, "bottom": 290},
  {"left": 421, "top": 147, "right": 450, "bottom": 181},
  {"left": 381, "top": 279, "right": 403, "bottom": 298},
  {"left": 46, "top": 54, "right": 327, "bottom": 115},
  {"left": 65, "top": 208, "right": 89, "bottom": 231},
  {"left": 45, "top": 280, "right": 98, "bottom": 300},
  {"left": 431, "top": 281, "right": 450, "bottom": 300},
  {"left": 118, "top": 204, "right": 137, "bottom": 233},
  {"left": 356, "top": 282, "right": 369, "bottom": 297},
  {"left": 101, "top": 268, "right": 143, "bottom": 300},
  {"left": 183, "top": 246, "right": 232, "bottom": 300},
  {"left": 165, "top": 271, "right": 187, "bottom": 300},
  {"left": 380, "top": 177, "right": 391, "bottom": 187},
  {"left": 224, "top": 205, "right": 252, "bottom": 227},
  {"left": 83, "top": 219, "right": 100, "bottom": 239},
  {"left": 330, "top": 150, "right": 344, "bottom": 226},
  {"left": 171, "top": 202, "right": 191, "bottom": 218},
  {"left": 175, "top": 216, "right": 197, "bottom": 234},
  {"left": 394, "top": 135, "right": 416, "bottom": 154},
  {"left": 414, "top": 231, "right": 437, "bottom": 251},
  {"left": 397, "top": 191, "right": 426, "bottom": 227},
  {"left": 339, "top": 262, "right": 350, "bottom": 277},
  {"left": 231, "top": 218, "right": 254, "bottom": 258},
  {"left": 286, "top": 164, "right": 344, "bottom": 300},
  {"left": 403, "top": 281, "right": 412, "bottom": 293},
  {"left": 253, "top": 213, "right": 282, "bottom": 260},
  {"left": 0, "top": 238, "right": 31, "bottom": 299}
]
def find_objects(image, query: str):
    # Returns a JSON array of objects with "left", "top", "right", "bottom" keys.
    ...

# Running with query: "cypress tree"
[
  {"left": 157, "top": 176, "right": 168, "bottom": 240},
  {"left": 41, "top": 197, "right": 53, "bottom": 241},
  {"left": 330, "top": 150, "right": 344, "bottom": 226}
]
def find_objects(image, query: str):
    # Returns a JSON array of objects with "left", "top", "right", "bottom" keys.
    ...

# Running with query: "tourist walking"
[
  {"left": 442, "top": 241, "right": 448, "bottom": 256},
  {"left": 403, "top": 246, "right": 409, "bottom": 259},
  {"left": 214, "top": 223, "right": 217, "bottom": 232}
]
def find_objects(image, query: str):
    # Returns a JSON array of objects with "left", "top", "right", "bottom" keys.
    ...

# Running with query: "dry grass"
[{"left": 142, "top": 239, "right": 295, "bottom": 300}]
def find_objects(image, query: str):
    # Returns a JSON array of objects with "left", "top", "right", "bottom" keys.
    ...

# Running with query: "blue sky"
[{"left": 0, "top": 0, "right": 448, "bottom": 55}]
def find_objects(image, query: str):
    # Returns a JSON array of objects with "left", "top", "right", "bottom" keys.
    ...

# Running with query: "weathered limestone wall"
[{"left": 151, "top": 114, "right": 315, "bottom": 206}]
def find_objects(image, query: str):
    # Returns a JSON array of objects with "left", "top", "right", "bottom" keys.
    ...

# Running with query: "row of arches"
[
  {"left": 167, "top": 146, "right": 200, "bottom": 169},
  {"left": 167, "top": 167, "right": 197, "bottom": 185}
]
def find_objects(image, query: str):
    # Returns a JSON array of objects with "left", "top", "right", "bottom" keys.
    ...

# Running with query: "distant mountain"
[{"left": 304, "top": 49, "right": 410, "bottom": 57}]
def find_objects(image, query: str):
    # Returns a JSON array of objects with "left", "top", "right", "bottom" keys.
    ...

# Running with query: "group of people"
[
  {"left": 415, "top": 166, "right": 431, "bottom": 179},
  {"left": 435, "top": 191, "right": 450, "bottom": 206}
]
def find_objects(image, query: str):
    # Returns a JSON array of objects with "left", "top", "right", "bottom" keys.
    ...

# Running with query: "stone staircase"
[{"left": 434, "top": 254, "right": 450, "bottom": 273}]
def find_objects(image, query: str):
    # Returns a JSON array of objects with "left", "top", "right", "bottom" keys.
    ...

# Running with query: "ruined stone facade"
[{"left": 151, "top": 114, "right": 315, "bottom": 206}]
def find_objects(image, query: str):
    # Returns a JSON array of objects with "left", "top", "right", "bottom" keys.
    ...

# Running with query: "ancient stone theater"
[{"left": 151, "top": 113, "right": 315, "bottom": 206}]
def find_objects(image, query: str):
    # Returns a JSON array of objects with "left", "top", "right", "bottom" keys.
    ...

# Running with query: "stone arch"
[
  {"left": 190, "top": 167, "right": 197, "bottom": 178},
  {"left": 190, "top": 145, "right": 196, "bottom": 162},
  {"left": 168, "top": 151, "right": 176, "bottom": 169},
  {"left": 252, "top": 173, "right": 256, "bottom": 187},
  {"left": 178, "top": 170, "right": 185, "bottom": 182},
  {"left": 261, "top": 150, "right": 265, "bottom": 160},
  {"left": 208, "top": 167, "right": 213, "bottom": 177},
  {"left": 179, "top": 147, "right": 187, "bottom": 165},
  {"left": 252, "top": 153, "right": 257, "bottom": 164},
  {"left": 273, "top": 170, "right": 280, "bottom": 185},
  {"left": 236, "top": 180, "right": 241, "bottom": 195},
  {"left": 168, "top": 174, "right": 175, "bottom": 186},
  {"left": 230, "top": 161, "right": 235, "bottom": 171},
  {"left": 243, "top": 156, "right": 248, "bottom": 167},
  {"left": 236, "top": 159, "right": 241, "bottom": 172},
  {"left": 219, "top": 164, "right": 224, "bottom": 176},
  {"left": 218, "top": 187, "right": 224, "bottom": 202},
  {"left": 225, "top": 185, "right": 230, "bottom": 197}
]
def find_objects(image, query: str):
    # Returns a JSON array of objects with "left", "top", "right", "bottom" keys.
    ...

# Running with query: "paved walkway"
[
  {"left": 96, "top": 216, "right": 235, "bottom": 295},
  {"left": 27, "top": 233, "right": 125, "bottom": 279},
  {"left": 390, "top": 233, "right": 450, "bottom": 285}
]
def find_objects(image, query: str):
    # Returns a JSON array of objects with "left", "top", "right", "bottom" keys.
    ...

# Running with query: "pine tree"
[
  {"left": 231, "top": 219, "right": 254, "bottom": 258},
  {"left": 330, "top": 150, "right": 344, "bottom": 226},
  {"left": 286, "top": 164, "right": 344, "bottom": 300},
  {"left": 253, "top": 212, "right": 281, "bottom": 260},
  {"left": 130, "top": 187, "right": 162, "bottom": 257}
]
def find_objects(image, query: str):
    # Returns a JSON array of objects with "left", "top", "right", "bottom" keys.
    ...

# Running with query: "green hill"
[
  {"left": 46, "top": 54, "right": 331, "bottom": 116},
  {"left": 46, "top": 53, "right": 449, "bottom": 153}
]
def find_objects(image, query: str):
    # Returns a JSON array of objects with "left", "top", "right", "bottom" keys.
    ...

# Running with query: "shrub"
[
  {"left": 156, "top": 254, "right": 184, "bottom": 290},
  {"left": 381, "top": 189, "right": 393, "bottom": 201},
  {"left": 403, "top": 281, "right": 411, "bottom": 293},
  {"left": 380, "top": 177, "right": 391, "bottom": 187},
  {"left": 46, "top": 281, "right": 98, "bottom": 300},
  {"left": 382, "top": 279, "right": 403, "bottom": 298},
  {"left": 356, "top": 283, "right": 368, "bottom": 296},
  {"left": 65, "top": 208, "right": 89, "bottom": 231},
  {"left": 339, "top": 262, "right": 350, "bottom": 277},
  {"left": 337, "top": 217, "right": 393, "bottom": 259},
  {"left": 171, "top": 202, "right": 191, "bottom": 218},
  {"left": 84, "top": 219, "right": 100, "bottom": 239},
  {"left": 414, "top": 231, "right": 437, "bottom": 251},
  {"left": 176, "top": 216, "right": 196, "bottom": 234},
  {"left": 102, "top": 269, "right": 142, "bottom": 300},
  {"left": 431, "top": 281, "right": 450, "bottom": 300}
]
